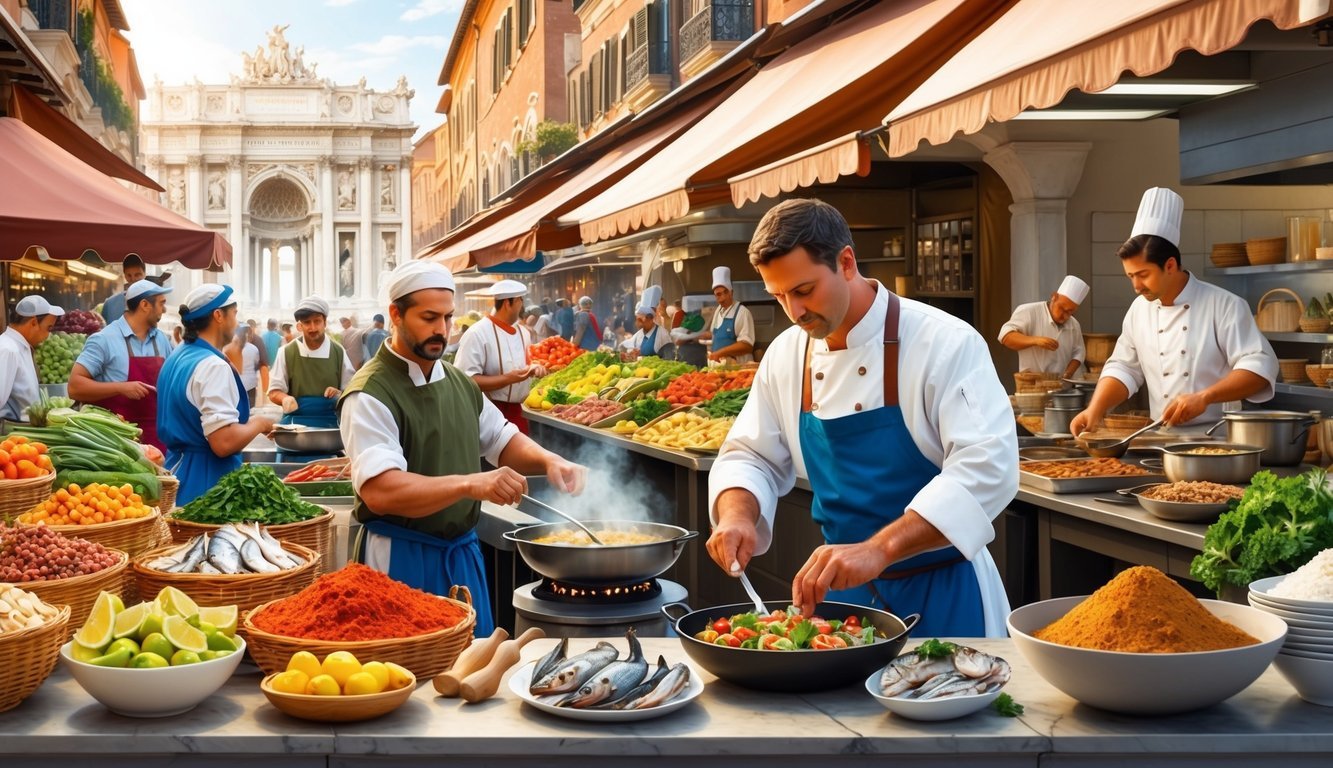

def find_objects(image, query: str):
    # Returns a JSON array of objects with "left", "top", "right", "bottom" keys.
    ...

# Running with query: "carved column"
[
  {"left": 226, "top": 156, "right": 244, "bottom": 305},
  {"left": 398, "top": 154, "right": 413, "bottom": 257},
  {"left": 357, "top": 157, "right": 373, "bottom": 307},
  {"left": 186, "top": 156, "right": 203, "bottom": 223},
  {"left": 318, "top": 156, "right": 337, "bottom": 300},
  {"left": 270, "top": 239, "right": 282, "bottom": 309}
]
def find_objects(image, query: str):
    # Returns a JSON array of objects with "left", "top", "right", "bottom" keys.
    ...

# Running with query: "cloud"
[
  {"left": 119, "top": 1, "right": 244, "bottom": 85},
  {"left": 350, "top": 34, "right": 448, "bottom": 56},
  {"left": 400, "top": 0, "right": 460, "bottom": 22}
]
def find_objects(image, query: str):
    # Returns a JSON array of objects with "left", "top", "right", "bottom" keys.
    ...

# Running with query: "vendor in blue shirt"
[
  {"left": 99, "top": 254, "right": 146, "bottom": 324},
  {"left": 69, "top": 279, "right": 174, "bottom": 451}
]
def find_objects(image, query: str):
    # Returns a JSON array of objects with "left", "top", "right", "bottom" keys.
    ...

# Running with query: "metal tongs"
[{"left": 520, "top": 494, "right": 606, "bottom": 545}]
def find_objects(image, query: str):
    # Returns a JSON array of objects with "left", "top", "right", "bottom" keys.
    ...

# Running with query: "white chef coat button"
[
  {"left": 1184, "top": 305, "right": 1190, "bottom": 310},
  {"left": 1183, "top": 326, "right": 1188, "bottom": 331},
  {"left": 1181, "top": 350, "right": 1186, "bottom": 355},
  {"left": 858, "top": 366, "right": 867, "bottom": 376},
  {"left": 1158, "top": 329, "right": 1163, "bottom": 333},
  {"left": 812, "top": 402, "right": 819, "bottom": 411},
  {"left": 815, "top": 372, "right": 824, "bottom": 381},
  {"left": 1183, "top": 372, "right": 1189, "bottom": 378},
  {"left": 854, "top": 403, "right": 863, "bottom": 412}
]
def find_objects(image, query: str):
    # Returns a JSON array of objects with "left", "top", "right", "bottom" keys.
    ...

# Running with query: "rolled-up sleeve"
[
  {"left": 454, "top": 325, "right": 487, "bottom": 376},
  {"left": 186, "top": 357, "right": 241, "bottom": 436},
  {"left": 1100, "top": 310, "right": 1145, "bottom": 397},
  {"left": 339, "top": 392, "right": 408, "bottom": 496},
  {"left": 478, "top": 397, "right": 520, "bottom": 466},
  {"left": 1071, "top": 319, "right": 1086, "bottom": 363},
  {"left": 735, "top": 306, "right": 756, "bottom": 345},
  {"left": 1223, "top": 294, "right": 1278, "bottom": 402},
  {"left": 997, "top": 305, "right": 1029, "bottom": 343}
]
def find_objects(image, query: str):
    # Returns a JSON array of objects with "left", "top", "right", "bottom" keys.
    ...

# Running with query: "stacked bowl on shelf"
[{"left": 1248, "top": 574, "right": 1333, "bottom": 706}]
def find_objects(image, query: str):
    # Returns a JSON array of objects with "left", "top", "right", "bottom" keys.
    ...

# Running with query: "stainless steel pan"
[
  {"left": 270, "top": 427, "right": 344, "bottom": 454},
  {"left": 1139, "top": 443, "right": 1262, "bottom": 484},
  {"left": 503, "top": 520, "right": 697, "bottom": 584}
]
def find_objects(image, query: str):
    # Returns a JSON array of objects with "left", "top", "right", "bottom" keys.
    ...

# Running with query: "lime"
[
  {"left": 89, "top": 647, "right": 133, "bottom": 668},
  {"left": 206, "top": 633, "right": 238, "bottom": 653},
  {"left": 138, "top": 605, "right": 165, "bottom": 641},
  {"left": 130, "top": 652, "right": 169, "bottom": 669},
  {"left": 171, "top": 650, "right": 201, "bottom": 666},
  {"left": 113, "top": 602, "right": 151, "bottom": 639},
  {"left": 196, "top": 621, "right": 218, "bottom": 637},
  {"left": 320, "top": 651, "right": 361, "bottom": 687},
  {"left": 270, "top": 670, "right": 309, "bottom": 694},
  {"left": 107, "top": 638, "right": 140, "bottom": 657},
  {"left": 286, "top": 651, "right": 321, "bottom": 679},
  {"left": 70, "top": 642, "right": 103, "bottom": 663},
  {"left": 197, "top": 606, "right": 238, "bottom": 638},
  {"left": 199, "top": 650, "right": 219, "bottom": 662},
  {"left": 163, "top": 615, "right": 208, "bottom": 655},
  {"left": 74, "top": 592, "right": 120, "bottom": 651},
  {"left": 141, "top": 632, "right": 174, "bottom": 660},
  {"left": 344, "top": 671, "right": 382, "bottom": 696},
  {"left": 306, "top": 674, "right": 341, "bottom": 696},
  {"left": 361, "top": 661, "right": 390, "bottom": 692},
  {"left": 155, "top": 586, "right": 198, "bottom": 619}
]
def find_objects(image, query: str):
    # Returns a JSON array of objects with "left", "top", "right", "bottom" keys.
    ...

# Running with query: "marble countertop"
[{"left": 3, "top": 638, "right": 1330, "bottom": 764}]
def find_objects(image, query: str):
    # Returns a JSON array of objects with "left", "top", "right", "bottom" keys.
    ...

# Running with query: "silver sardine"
[
  {"left": 528, "top": 642, "right": 618, "bottom": 695},
  {"left": 240, "top": 538, "right": 281, "bottom": 573},
  {"left": 593, "top": 655, "right": 669, "bottom": 710},
  {"left": 166, "top": 535, "right": 208, "bottom": 573},
  {"left": 207, "top": 535, "right": 243, "bottom": 574},
  {"left": 565, "top": 630, "right": 648, "bottom": 708},
  {"left": 532, "top": 637, "right": 568, "bottom": 683},
  {"left": 620, "top": 662, "right": 690, "bottom": 710}
]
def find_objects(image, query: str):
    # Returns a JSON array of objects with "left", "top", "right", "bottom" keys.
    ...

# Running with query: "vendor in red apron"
[
  {"left": 157, "top": 285, "right": 277, "bottom": 505},
  {"left": 700, "top": 267, "right": 756, "bottom": 366},
  {"left": 453, "top": 279, "right": 546, "bottom": 435},
  {"left": 620, "top": 286, "right": 671, "bottom": 360},
  {"left": 338, "top": 260, "right": 587, "bottom": 636},
  {"left": 69, "top": 279, "right": 174, "bottom": 451},
  {"left": 706, "top": 199, "right": 1018, "bottom": 637},
  {"left": 267, "top": 295, "right": 355, "bottom": 441}
]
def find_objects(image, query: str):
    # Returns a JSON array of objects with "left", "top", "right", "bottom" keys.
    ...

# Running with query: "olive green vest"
[
  {"left": 283, "top": 340, "right": 346, "bottom": 397},
  {"left": 339, "top": 344, "right": 484, "bottom": 539}
]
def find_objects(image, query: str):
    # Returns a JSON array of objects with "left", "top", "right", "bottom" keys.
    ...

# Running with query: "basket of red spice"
[{"left": 242, "top": 563, "right": 475, "bottom": 680}]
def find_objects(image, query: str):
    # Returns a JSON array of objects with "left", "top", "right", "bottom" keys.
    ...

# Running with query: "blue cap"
[{"left": 125, "top": 279, "right": 171, "bottom": 303}]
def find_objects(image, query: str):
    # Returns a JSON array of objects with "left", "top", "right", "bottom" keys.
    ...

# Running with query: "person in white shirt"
[
  {"left": 621, "top": 286, "right": 672, "bottom": 360},
  {"left": 340, "top": 316, "right": 368, "bottom": 369},
  {"left": 267, "top": 295, "right": 356, "bottom": 431},
  {"left": 0, "top": 296, "right": 63, "bottom": 422},
  {"left": 453, "top": 279, "right": 546, "bottom": 434},
  {"left": 1070, "top": 188, "right": 1277, "bottom": 434},
  {"left": 700, "top": 266, "right": 756, "bottom": 365},
  {"left": 707, "top": 199, "right": 1016, "bottom": 638},
  {"left": 999, "top": 275, "right": 1089, "bottom": 378}
]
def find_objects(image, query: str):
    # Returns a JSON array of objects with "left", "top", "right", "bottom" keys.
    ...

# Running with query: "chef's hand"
[
  {"left": 250, "top": 415, "right": 276, "bottom": 436},
  {"left": 281, "top": 395, "right": 299, "bottom": 414},
  {"left": 1069, "top": 408, "right": 1103, "bottom": 438},
  {"left": 120, "top": 381, "right": 154, "bottom": 400},
  {"left": 1162, "top": 392, "right": 1208, "bottom": 427},
  {"left": 470, "top": 467, "right": 527, "bottom": 506},
  {"left": 527, "top": 363, "right": 548, "bottom": 380},
  {"left": 707, "top": 494, "right": 759, "bottom": 575},
  {"left": 323, "top": 386, "right": 341, "bottom": 399},
  {"left": 792, "top": 541, "right": 892, "bottom": 619},
  {"left": 1029, "top": 336, "right": 1059, "bottom": 351},
  {"left": 545, "top": 456, "right": 587, "bottom": 495}
]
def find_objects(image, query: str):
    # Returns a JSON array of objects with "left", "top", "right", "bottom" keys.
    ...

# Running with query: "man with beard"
[
  {"left": 268, "top": 295, "right": 355, "bottom": 432},
  {"left": 338, "top": 260, "right": 586, "bottom": 635},
  {"left": 999, "top": 275, "right": 1089, "bottom": 379},
  {"left": 157, "top": 285, "right": 276, "bottom": 504},
  {"left": 70, "top": 279, "right": 174, "bottom": 451}
]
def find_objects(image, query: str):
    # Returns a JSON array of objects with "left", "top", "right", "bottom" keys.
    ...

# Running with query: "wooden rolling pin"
[
  {"left": 459, "top": 627, "right": 545, "bottom": 704},
  {"left": 433, "top": 627, "right": 509, "bottom": 696}
]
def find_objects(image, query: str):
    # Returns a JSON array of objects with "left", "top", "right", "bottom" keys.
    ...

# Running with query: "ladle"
[
  {"left": 1078, "top": 418, "right": 1164, "bottom": 459},
  {"left": 520, "top": 494, "right": 606, "bottom": 545}
]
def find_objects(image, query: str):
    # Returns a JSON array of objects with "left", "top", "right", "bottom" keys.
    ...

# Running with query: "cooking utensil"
[
  {"left": 1019, "top": 446, "right": 1086, "bottom": 461},
  {"left": 1124, "top": 482, "right": 1236, "bottom": 523},
  {"left": 661, "top": 600, "right": 919, "bottom": 692},
  {"left": 1079, "top": 418, "right": 1163, "bottom": 458},
  {"left": 1207, "top": 411, "right": 1318, "bottom": 466},
  {"left": 502, "top": 520, "right": 698, "bottom": 584},
  {"left": 520, "top": 494, "right": 606, "bottom": 545},
  {"left": 269, "top": 427, "right": 344, "bottom": 455},
  {"left": 732, "top": 563, "right": 765, "bottom": 615},
  {"left": 460, "top": 627, "right": 545, "bottom": 703},
  {"left": 1042, "top": 405, "right": 1080, "bottom": 436},
  {"left": 1142, "top": 443, "right": 1263, "bottom": 484},
  {"left": 433, "top": 627, "right": 509, "bottom": 697}
]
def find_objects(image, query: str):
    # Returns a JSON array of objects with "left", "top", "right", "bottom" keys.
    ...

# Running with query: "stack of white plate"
[{"left": 1249, "top": 575, "right": 1333, "bottom": 706}]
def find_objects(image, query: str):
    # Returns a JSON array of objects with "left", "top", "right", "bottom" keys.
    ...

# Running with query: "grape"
[{"left": 33, "top": 332, "right": 87, "bottom": 384}]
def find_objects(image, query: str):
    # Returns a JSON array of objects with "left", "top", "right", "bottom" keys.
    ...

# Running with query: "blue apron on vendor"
[{"left": 799, "top": 294, "right": 983, "bottom": 637}]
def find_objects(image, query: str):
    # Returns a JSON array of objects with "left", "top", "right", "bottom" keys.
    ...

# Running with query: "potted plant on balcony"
[{"left": 518, "top": 120, "right": 579, "bottom": 164}]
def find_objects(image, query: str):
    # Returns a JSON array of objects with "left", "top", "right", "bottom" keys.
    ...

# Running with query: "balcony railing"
[
  {"left": 625, "top": 40, "right": 671, "bottom": 93},
  {"left": 680, "top": 0, "right": 754, "bottom": 65},
  {"left": 29, "top": 0, "right": 74, "bottom": 33}
]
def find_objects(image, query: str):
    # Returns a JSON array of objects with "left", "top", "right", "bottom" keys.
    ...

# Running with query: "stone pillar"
[
  {"left": 226, "top": 156, "right": 244, "bottom": 301},
  {"left": 270, "top": 239, "right": 282, "bottom": 309},
  {"left": 357, "top": 157, "right": 373, "bottom": 308},
  {"left": 186, "top": 156, "right": 204, "bottom": 223},
  {"left": 398, "top": 155, "right": 413, "bottom": 257},
  {"left": 981, "top": 142, "right": 1092, "bottom": 306},
  {"left": 318, "top": 157, "right": 337, "bottom": 299}
]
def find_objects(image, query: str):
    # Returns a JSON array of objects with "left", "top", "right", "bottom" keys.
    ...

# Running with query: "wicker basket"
[
  {"left": 0, "top": 474, "right": 55, "bottom": 524},
  {"left": 1308, "top": 366, "right": 1333, "bottom": 388},
  {"left": 1279, "top": 358, "right": 1309, "bottom": 383},
  {"left": 1300, "top": 316, "right": 1331, "bottom": 334},
  {"left": 1209, "top": 242, "right": 1249, "bottom": 268},
  {"left": 1013, "top": 371, "right": 1062, "bottom": 393},
  {"left": 0, "top": 604, "right": 70, "bottom": 713},
  {"left": 19, "top": 509, "right": 167, "bottom": 558},
  {"left": 154, "top": 467, "right": 178, "bottom": 512},
  {"left": 1255, "top": 288, "right": 1304, "bottom": 333},
  {"left": 242, "top": 584, "right": 476, "bottom": 679},
  {"left": 25, "top": 550, "right": 129, "bottom": 640},
  {"left": 1246, "top": 236, "right": 1287, "bottom": 266},
  {"left": 131, "top": 541, "right": 320, "bottom": 614},
  {"left": 164, "top": 508, "right": 335, "bottom": 574}
]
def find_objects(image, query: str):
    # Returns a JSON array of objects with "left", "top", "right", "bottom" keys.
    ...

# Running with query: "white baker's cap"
[
  {"left": 295, "top": 295, "right": 329, "bottom": 317},
  {"left": 387, "top": 260, "right": 456, "bottom": 301},
  {"left": 1056, "top": 275, "right": 1090, "bottom": 305},
  {"left": 485, "top": 279, "right": 528, "bottom": 300},
  {"left": 712, "top": 266, "right": 732, "bottom": 290},
  {"left": 181, "top": 283, "right": 237, "bottom": 322},
  {"left": 637, "top": 285, "right": 662, "bottom": 315},
  {"left": 14, "top": 295, "right": 64, "bottom": 318},
  {"left": 1130, "top": 187, "right": 1184, "bottom": 247}
]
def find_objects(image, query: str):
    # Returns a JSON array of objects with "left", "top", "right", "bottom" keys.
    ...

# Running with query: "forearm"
[
  {"left": 205, "top": 420, "right": 266, "bottom": 457},
  {"left": 1063, "top": 358, "right": 1082, "bottom": 379},
  {"left": 259, "top": 368, "right": 269, "bottom": 395},
  {"left": 472, "top": 373, "right": 518, "bottom": 393},
  {"left": 359, "top": 469, "right": 477, "bottom": 519},
  {"left": 999, "top": 331, "right": 1035, "bottom": 351},
  {"left": 267, "top": 389, "right": 289, "bottom": 406},
  {"left": 714, "top": 341, "right": 753, "bottom": 358},
  {"left": 1083, "top": 377, "right": 1130, "bottom": 419},
  {"left": 1198, "top": 369, "right": 1268, "bottom": 406},
  {"left": 496, "top": 433, "right": 556, "bottom": 475},
  {"left": 67, "top": 372, "right": 119, "bottom": 402},
  {"left": 870, "top": 509, "right": 951, "bottom": 566},
  {"left": 714, "top": 487, "right": 760, "bottom": 526}
]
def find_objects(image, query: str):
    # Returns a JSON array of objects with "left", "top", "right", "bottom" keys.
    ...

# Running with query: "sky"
[{"left": 119, "top": 0, "right": 463, "bottom": 140}]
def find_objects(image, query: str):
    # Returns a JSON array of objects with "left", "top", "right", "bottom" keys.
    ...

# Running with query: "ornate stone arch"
[{"left": 244, "top": 166, "right": 317, "bottom": 212}]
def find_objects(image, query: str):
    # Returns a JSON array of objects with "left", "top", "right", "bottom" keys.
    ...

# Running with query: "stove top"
[
  {"left": 513, "top": 578, "right": 686, "bottom": 626},
  {"left": 532, "top": 578, "right": 663, "bottom": 604}
]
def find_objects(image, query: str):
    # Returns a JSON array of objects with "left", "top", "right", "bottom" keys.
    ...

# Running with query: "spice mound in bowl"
[{"left": 1008, "top": 566, "right": 1286, "bottom": 714}]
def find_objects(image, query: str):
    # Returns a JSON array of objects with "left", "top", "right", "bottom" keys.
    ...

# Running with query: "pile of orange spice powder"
[
  {"left": 1035, "top": 566, "right": 1258, "bottom": 653},
  {"left": 250, "top": 563, "right": 470, "bottom": 641}
]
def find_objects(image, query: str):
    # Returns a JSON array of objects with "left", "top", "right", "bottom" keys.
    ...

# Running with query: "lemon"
[
  {"left": 197, "top": 606, "right": 238, "bottom": 637},
  {"left": 384, "top": 662, "right": 414, "bottom": 691},
  {"left": 74, "top": 591, "right": 120, "bottom": 650},
  {"left": 89, "top": 647, "right": 133, "bottom": 668},
  {"left": 270, "top": 670, "right": 309, "bottom": 694},
  {"left": 163, "top": 615, "right": 208, "bottom": 655},
  {"left": 70, "top": 642, "right": 103, "bottom": 663},
  {"left": 171, "top": 650, "right": 201, "bottom": 666},
  {"left": 286, "top": 651, "right": 322, "bottom": 679},
  {"left": 107, "top": 638, "right": 140, "bottom": 657},
  {"left": 344, "top": 671, "right": 381, "bottom": 696},
  {"left": 130, "top": 652, "right": 169, "bottom": 669},
  {"left": 155, "top": 586, "right": 198, "bottom": 619},
  {"left": 113, "top": 602, "right": 151, "bottom": 640},
  {"left": 141, "top": 632, "right": 174, "bottom": 660},
  {"left": 360, "top": 661, "right": 390, "bottom": 692},
  {"left": 108, "top": 593, "right": 125, "bottom": 613},
  {"left": 321, "top": 651, "right": 361, "bottom": 687},
  {"left": 306, "top": 674, "right": 341, "bottom": 696},
  {"left": 206, "top": 633, "right": 238, "bottom": 653}
]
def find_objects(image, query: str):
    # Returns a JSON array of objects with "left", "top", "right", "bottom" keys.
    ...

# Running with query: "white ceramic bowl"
[
  {"left": 1250, "top": 576, "right": 1333, "bottom": 614},
  {"left": 1283, "top": 638, "right": 1333, "bottom": 655},
  {"left": 1008, "top": 597, "right": 1286, "bottom": 715},
  {"left": 1279, "top": 645, "right": 1333, "bottom": 661},
  {"left": 863, "top": 668, "right": 1001, "bottom": 721},
  {"left": 1274, "top": 652, "right": 1333, "bottom": 706},
  {"left": 59, "top": 638, "right": 246, "bottom": 717},
  {"left": 1285, "top": 624, "right": 1333, "bottom": 640}
]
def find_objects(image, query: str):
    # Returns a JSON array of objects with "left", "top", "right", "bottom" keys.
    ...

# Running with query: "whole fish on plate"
[
  {"left": 617, "top": 662, "right": 690, "bottom": 710},
  {"left": 528, "top": 640, "right": 618, "bottom": 695},
  {"left": 591, "top": 655, "right": 669, "bottom": 710},
  {"left": 880, "top": 642, "right": 1010, "bottom": 700},
  {"left": 564, "top": 629, "right": 648, "bottom": 708}
]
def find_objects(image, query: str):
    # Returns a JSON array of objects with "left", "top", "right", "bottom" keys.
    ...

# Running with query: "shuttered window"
[{"left": 518, "top": 0, "right": 534, "bottom": 47}]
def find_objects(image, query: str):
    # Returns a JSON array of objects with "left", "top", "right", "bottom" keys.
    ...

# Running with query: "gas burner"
[{"left": 534, "top": 578, "right": 662, "bottom": 604}]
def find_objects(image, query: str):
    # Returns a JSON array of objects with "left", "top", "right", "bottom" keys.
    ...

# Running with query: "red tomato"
[
  {"left": 732, "top": 627, "right": 758, "bottom": 642},
  {"left": 814, "top": 621, "right": 833, "bottom": 635},
  {"left": 811, "top": 635, "right": 848, "bottom": 650},
  {"left": 768, "top": 610, "right": 788, "bottom": 622},
  {"left": 843, "top": 615, "right": 862, "bottom": 628},
  {"left": 711, "top": 618, "right": 731, "bottom": 635}
]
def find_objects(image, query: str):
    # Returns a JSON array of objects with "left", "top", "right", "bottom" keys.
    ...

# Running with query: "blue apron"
[
  {"left": 639, "top": 326, "right": 660, "bottom": 357},
  {"left": 577, "top": 312, "right": 601, "bottom": 351},
  {"left": 278, "top": 352, "right": 340, "bottom": 459},
  {"left": 712, "top": 304, "right": 739, "bottom": 352},
  {"left": 158, "top": 339, "right": 250, "bottom": 506},
  {"left": 360, "top": 520, "right": 494, "bottom": 637},
  {"left": 797, "top": 293, "right": 984, "bottom": 637}
]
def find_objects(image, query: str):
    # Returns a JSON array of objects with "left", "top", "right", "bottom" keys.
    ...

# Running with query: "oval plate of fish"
[
  {"left": 509, "top": 630, "right": 703, "bottom": 722},
  {"left": 864, "top": 640, "right": 1011, "bottom": 721}
]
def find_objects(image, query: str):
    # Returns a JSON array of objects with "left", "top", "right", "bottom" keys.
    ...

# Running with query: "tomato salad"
[{"left": 693, "top": 607, "right": 883, "bottom": 650}]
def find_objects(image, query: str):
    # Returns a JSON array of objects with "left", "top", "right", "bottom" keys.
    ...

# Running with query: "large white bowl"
[
  {"left": 1008, "top": 597, "right": 1285, "bottom": 715},
  {"left": 1274, "top": 652, "right": 1333, "bottom": 706},
  {"left": 1283, "top": 638, "right": 1333, "bottom": 655},
  {"left": 1250, "top": 576, "right": 1333, "bottom": 613},
  {"left": 1286, "top": 625, "right": 1333, "bottom": 642},
  {"left": 863, "top": 667, "right": 1002, "bottom": 721},
  {"left": 59, "top": 638, "right": 246, "bottom": 717}
]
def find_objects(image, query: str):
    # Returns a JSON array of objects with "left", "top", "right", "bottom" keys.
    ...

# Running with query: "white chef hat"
[
  {"left": 181, "top": 283, "right": 236, "bottom": 322},
  {"left": 485, "top": 279, "right": 528, "bottom": 300},
  {"left": 14, "top": 295, "right": 64, "bottom": 318},
  {"left": 1130, "top": 187, "right": 1184, "bottom": 247},
  {"left": 712, "top": 266, "right": 732, "bottom": 290},
  {"left": 1056, "top": 275, "right": 1090, "bottom": 305},
  {"left": 387, "top": 259, "right": 456, "bottom": 301},
  {"left": 295, "top": 295, "right": 329, "bottom": 317},
  {"left": 637, "top": 285, "right": 662, "bottom": 316},
  {"left": 578, "top": 296, "right": 592, "bottom": 307}
]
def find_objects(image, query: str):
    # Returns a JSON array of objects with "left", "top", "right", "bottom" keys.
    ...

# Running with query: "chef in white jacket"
[
  {"left": 707, "top": 199, "right": 1016, "bottom": 638},
  {"left": 700, "top": 267, "right": 756, "bottom": 365},
  {"left": 453, "top": 279, "right": 545, "bottom": 434},
  {"left": 1070, "top": 188, "right": 1277, "bottom": 434},
  {"left": 621, "top": 285, "right": 672, "bottom": 359},
  {"left": 999, "top": 275, "right": 1089, "bottom": 378}
]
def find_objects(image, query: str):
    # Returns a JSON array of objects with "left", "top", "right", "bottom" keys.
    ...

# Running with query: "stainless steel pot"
[
  {"left": 1142, "top": 443, "right": 1263, "bottom": 484},
  {"left": 1207, "top": 411, "right": 1318, "bottom": 466},
  {"left": 502, "top": 520, "right": 698, "bottom": 584},
  {"left": 270, "top": 427, "right": 344, "bottom": 454},
  {"left": 1043, "top": 405, "right": 1080, "bottom": 436},
  {"left": 1048, "top": 390, "right": 1085, "bottom": 409}
]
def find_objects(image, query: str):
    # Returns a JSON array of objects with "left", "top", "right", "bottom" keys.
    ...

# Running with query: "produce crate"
[
  {"left": 154, "top": 466, "right": 179, "bottom": 512},
  {"left": 19, "top": 509, "right": 167, "bottom": 558},
  {"left": 0, "top": 474, "right": 55, "bottom": 524},
  {"left": 132, "top": 541, "right": 320, "bottom": 614},
  {"left": 164, "top": 508, "right": 335, "bottom": 575},
  {"left": 242, "top": 584, "right": 475, "bottom": 679},
  {"left": 0, "top": 604, "right": 70, "bottom": 713},
  {"left": 25, "top": 550, "right": 129, "bottom": 641}
]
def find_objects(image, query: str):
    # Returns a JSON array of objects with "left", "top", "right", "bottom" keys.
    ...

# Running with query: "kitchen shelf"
[
  {"left": 1207, "top": 261, "right": 1333, "bottom": 276},
  {"left": 1265, "top": 331, "right": 1333, "bottom": 344},
  {"left": 1274, "top": 381, "right": 1333, "bottom": 401}
]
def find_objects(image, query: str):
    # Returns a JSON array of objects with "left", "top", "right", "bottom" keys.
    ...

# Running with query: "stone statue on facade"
[
  {"left": 239, "top": 25, "right": 321, "bottom": 85},
  {"left": 269, "top": 25, "right": 292, "bottom": 81},
  {"left": 339, "top": 238, "right": 355, "bottom": 298},
  {"left": 207, "top": 171, "right": 226, "bottom": 210},
  {"left": 392, "top": 75, "right": 414, "bottom": 99},
  {"left": 379, "top": 170, "right": 394, "bottom": 211},
  {"left": 337, "top": 170, "right": 356, "bottom": 210},
  {"left": 167, "top": 169, "right": 186, "bottom": 213}
]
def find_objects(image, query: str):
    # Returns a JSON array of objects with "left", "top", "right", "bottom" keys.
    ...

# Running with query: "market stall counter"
[{"left": 4, "top": 638, "right": 1331, "bottom": 767}]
